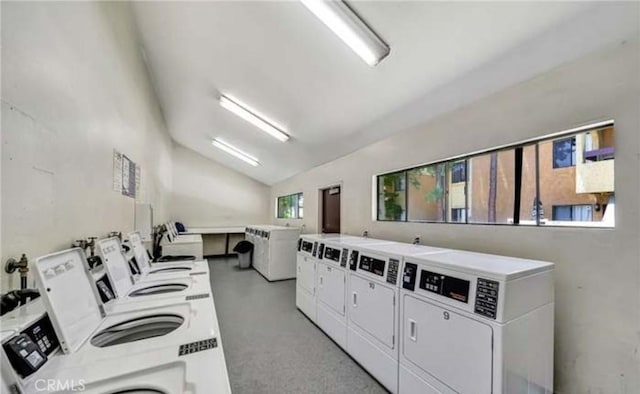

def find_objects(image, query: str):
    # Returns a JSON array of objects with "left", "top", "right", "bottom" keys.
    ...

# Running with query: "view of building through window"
[
  {"left": 277, "top": 192, "right": 303, "bottom": 219},
  {"left": 376, "top": 124, "right": 615, "bottom": 227},
  {"left": 377, "top": 172, "right": 407, "bottom": 221}
]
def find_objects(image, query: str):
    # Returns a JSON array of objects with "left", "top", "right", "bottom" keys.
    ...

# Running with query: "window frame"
[{"left": 374, "top": 120, "right": 614, "bottom": 229}]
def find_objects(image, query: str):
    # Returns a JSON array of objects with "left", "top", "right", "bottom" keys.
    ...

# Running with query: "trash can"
[{"left": 233, "top": 240, "right": 253, "bottom": 269}]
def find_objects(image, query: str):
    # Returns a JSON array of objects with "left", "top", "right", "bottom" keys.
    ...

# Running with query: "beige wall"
[
  {"left": 170, "top": 144, "right": 270, "bottom": 228},
  {"left": 271, "top": 41, "right": 640, "bottom": 393},
  {"left": 1, "top": 2, "right": 174, "bottom": 291}
]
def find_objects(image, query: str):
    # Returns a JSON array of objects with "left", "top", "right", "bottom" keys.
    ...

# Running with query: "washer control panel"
[
  {"left": 323, "top": 246, "right": 341, "bottom": 262},
  {"left": 312, "top": 242, "right": 318, "bottom": 257},
  {"left": 359, "top": 255, "right": 385, "bottom": 276},
  {"left": 301, "top": 240, "right": 313, "bottom": 254},
  {"left": 318, "top": 243, "right": 325, "bottom": 259},
  {"left": 3, "top": 314, "right": 59, "bottom": 378},
  {"left": 474, "top": 278, "right": 499, "bottom": 319}
]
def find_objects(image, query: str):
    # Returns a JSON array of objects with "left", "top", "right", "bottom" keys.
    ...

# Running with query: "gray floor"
[{"left": 208, "top": 257, "right": 388, "bottom": 394}]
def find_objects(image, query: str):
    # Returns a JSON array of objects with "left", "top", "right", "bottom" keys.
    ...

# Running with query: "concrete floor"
[{"left": 208, "top": 257, "right": 388, "bottom": 394}]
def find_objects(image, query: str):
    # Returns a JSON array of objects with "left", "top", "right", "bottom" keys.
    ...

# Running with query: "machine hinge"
[
  {"left": 343, "top": 305, "right": 345, "bottom": 313},
  {"left": 392, "top": 335, "right": 395, "bottom": 346},
  {"left": 393, "top": 295, "right": 396, "bottom": 306},
  {"left": 99, "top": 304, "right": 106, "bottom": 318}
]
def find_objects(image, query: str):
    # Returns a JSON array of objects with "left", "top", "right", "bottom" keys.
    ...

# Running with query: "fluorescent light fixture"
[
  {"left": 300, "top": 0, "right": 389, "bottom": 66},
  {"left": 219, "top": 95, "right": 289, "bottom": 142},
  {"left": 211, "top": 139, "right": 260, "bottom": 167}
]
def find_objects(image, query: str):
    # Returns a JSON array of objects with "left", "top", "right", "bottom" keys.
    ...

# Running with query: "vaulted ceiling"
[{"left": 132, "top": 1, "right": 636, "bottom": 185}]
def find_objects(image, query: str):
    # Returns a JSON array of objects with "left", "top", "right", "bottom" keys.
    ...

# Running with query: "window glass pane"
[
  {"left": 277, "top": 193, "right": 303, "bottom": 219},
  {"left": 519, "top": 144, "right": 539, "bottom": 225},
  {"left": 446, "top": 161, "right": 467, "bottom": 223},
  {"left": 407, "top": 164, "right": 446, "bottom": 222},
  {"left": 377, "top": 172, "right": 407, "bottom": 221},
  {"left": 468, "top": 150, "right": 515, "bottom": 224},
  {"left": 539, "top": 127, "right": 614, "bottom": 227},
  {"left": 277, "top": 197, "right": 286, "bottom": 218},
  {"left": 552, "top": 137, "right": 576, "bottom": 168}
]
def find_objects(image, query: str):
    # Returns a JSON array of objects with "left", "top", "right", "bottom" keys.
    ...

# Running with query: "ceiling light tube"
[
  {"left": 219, "top": 95, "right": 289, "bottom": 142},
  {"left": 212, "top": 139, "right": 260, "bottom": 167},
  {"left": 300, "top": 0, "right": 390, "bottom": 66}
]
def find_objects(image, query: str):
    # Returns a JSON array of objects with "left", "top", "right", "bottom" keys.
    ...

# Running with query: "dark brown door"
[{"left": 322, "top": 186, "right": 341, "bottom": 233}]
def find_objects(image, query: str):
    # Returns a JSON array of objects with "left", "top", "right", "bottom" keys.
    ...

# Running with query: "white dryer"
[
  {"left": 295, "top": 233, "right": 350, "bottom": 322},
  {"left": 315, "top": 237, "right": 394, "bottom": 349},
  {"left": 347, "top": 243, "right": 448, "bottom": 393},
  {"left": 2, "top": 247, "right": 230, "bottom": 393},
  {"left": 399, "top": 250, "right": 554, "bottom": 394}
]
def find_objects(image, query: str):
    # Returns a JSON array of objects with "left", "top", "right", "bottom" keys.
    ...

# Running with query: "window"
[
  {"left": 451, "top": 208, "right": 467, "bottom": 223},
  {"left": 552, "top": 205, "right": 593, "bottom": 221},
  {"left": 451, "top": 161, "right": 466, "bottom": 183},
  {"left": 407, "top": 164, "right": 446, "bottom": 222},
  {"left": 468, "top": 149, "right": 515, "bottom": 224},
  {"left": 552, "top": 137, "right": 576, "bottom": 168},
  {"left": 375, "top": 121, "right": 614, "bottom": 228},
  {"left": 377, "top": 172, "right": 407, "bottom": 221},
  {"left": 277, "top": 193, "right": 303, "bottom": 219}
]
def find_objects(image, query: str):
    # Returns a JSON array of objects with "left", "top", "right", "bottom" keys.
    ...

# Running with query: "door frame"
[{"left": 317, "top": 182, "right": 343, "bottom": 234}]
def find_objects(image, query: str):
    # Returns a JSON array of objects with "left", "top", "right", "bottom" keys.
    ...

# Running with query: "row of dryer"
[
  {"left": 296, "top": 234, "right": 554, "bottom": 394},
  {"left": 245, "top": 225, "right": 300, "bottom": 281},
  {"left": 1, "top": 231, "right": 230, "bottom": 393}
]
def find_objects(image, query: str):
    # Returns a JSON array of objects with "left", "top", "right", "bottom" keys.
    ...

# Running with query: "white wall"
[
  {"left": 271, "top": 42, "right": 640, "bottom": 393},
  {"left": 1, "top": 2, "right": 173, "bottom": 291},
  {"left": 170, "top": 143, "right": 270, "bottom": 227}
]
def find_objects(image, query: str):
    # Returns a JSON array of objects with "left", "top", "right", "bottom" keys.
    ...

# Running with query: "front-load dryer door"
[
  {"left": 402, "top": 295, "right": 493, "bottom": 394},
  {"left": 349, "top": 274, "right": 395, "bottom": 349},
  {"left": 297, "top": 255, "right": 315, "bottom": 294},
  {"left": 317, "top": 263, "right": 345, "bottom": 316}
]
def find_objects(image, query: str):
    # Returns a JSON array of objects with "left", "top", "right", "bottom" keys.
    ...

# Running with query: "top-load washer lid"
[
  {"left": 97, "top": 238, "right": 188, "bottom": 298},
  {"left": 97, "top": 237, "right": 136, "bottom": 298},
  {"left": 129, "top": 232, "right": 192, "bottom": 275},
  {"left": 33, "top": 248, "right": 103, "bottom": 354}
]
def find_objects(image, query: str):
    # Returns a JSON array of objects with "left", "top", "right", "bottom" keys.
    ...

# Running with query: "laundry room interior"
[{"left": 1, "top": 1, "right": 639, "bottom": 394}]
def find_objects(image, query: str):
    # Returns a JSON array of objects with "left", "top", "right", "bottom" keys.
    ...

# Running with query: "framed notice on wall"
[{"left": 113, "top": 149, "right": 140, "bottom": 199}]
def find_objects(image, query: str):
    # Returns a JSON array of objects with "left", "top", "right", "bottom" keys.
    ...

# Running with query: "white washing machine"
[
  {"left": 1, "top": 300, "right": 231, "bottom": 394},
  {"left": 295, "top": 233, "right": 349, "bottom": 323},
  {"left": 95, "top": 237, "right": 213, "bottom": 314},
  {"left": 129, "top": 232, "right": 209, "bottom": 280},
  {"left": 315, "top": 237, "right": 395, "bottom": 349},
  {"left": 1, "top": 247, "right": 230, "bottom": 393},
  {"left": 347, "top": 243, "right": 448, "bottom": 393},
  {"left": 399, "top": 250, "right": 554, "bottom": 394}
]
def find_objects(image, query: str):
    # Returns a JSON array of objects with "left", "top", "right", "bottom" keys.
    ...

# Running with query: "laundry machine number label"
[
  {"left": 178, "top": 337, "right": 217, "bottom": 356},
  {"left": 474, "top": 278, "right": 499, "bottom": 319}
]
